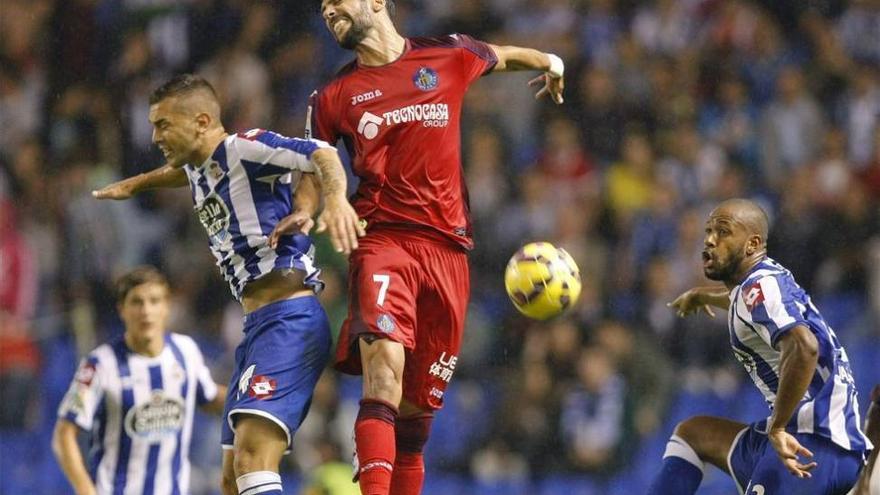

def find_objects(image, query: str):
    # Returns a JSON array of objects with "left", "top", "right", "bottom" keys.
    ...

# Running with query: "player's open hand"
[
  {"left": 92, "top": 179, "right": 137, "bottom": 200},
  {"left": 668, "top": 288, "right": 716, "bottom": 318},
  {"left": 528, "top": 73, "right": 564, "bottom": 104},
  {"left": 316, "top": 195, "right": 366, "bottom": 254},
  {"left": 768, "top": 428, "right": 817, "bottom": 478},
  {"left": 268, "top": 210, "right": 315, "bottom": 249}
]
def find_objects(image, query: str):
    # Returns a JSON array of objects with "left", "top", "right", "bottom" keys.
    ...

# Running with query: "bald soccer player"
[{"left": 648, "top": 199, "right": 872, "bottom": 495}]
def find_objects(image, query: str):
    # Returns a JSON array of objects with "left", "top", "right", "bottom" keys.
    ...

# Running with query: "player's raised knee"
[{"left": 673, "top": 416, "right": 714, "bottom": 446}]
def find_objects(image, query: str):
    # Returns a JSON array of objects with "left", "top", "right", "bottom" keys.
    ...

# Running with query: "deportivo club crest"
[{"left": 413, "top": 67, "right": 439, "bottom": 91}]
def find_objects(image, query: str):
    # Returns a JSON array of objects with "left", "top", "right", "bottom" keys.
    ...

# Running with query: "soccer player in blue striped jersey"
[
  {"left": 52, "top": 266, "right": 227, "bottom": 495},
  {"left": 649, "top": 198, "right": 872, "bottom": 495},
  {"left": 92, "top": 74, "right": 364, "bottom": 495}
]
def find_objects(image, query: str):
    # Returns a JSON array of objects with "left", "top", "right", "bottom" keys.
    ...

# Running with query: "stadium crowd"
[{"left": 1, "top": 0, "right": 878, "bottom": 493}]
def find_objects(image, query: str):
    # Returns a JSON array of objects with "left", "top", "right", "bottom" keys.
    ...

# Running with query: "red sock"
[
  {"left": 355, "top": 399, "right": 398, "bottom": 495},
  {"left": 390, "top": 452, "right": 424, "bottom": 495},
  {"left": 390, "top": 414, "right": 433, "bottom": 495}
]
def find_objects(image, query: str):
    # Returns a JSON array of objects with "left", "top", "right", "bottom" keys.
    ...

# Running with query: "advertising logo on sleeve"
[
  {"left": 744, "top": 282, "right": 765, "bottom": 312},
  {"left": 75, "top": 362, "right": 97, "bottom": 386}
]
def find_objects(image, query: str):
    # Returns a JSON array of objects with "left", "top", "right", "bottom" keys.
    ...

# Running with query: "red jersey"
[{"left": 311, "top": 34, "right": 498, "bottom": 249}]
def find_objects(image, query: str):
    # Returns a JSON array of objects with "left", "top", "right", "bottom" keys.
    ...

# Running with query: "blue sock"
[
  {"left": 646, "top": 434, "right": 705, "bottom": 495},
  {"left": 237, "top": 471, "right": 283, "bottom": 495}
]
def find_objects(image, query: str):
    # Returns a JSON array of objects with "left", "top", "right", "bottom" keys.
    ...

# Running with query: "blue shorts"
[
  {"left": 728, "top": 420, "right": 864, "bottom": 495},
  {"left": 221, "top": 296, "right": 331, "bottom": 451}
]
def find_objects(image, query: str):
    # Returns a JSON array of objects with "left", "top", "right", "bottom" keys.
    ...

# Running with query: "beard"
[
  {"left": 704, "top": 249, "right": 745, "bottom": 283},
  {"left": 335, "top": 11, "right": 371, "bottom": 50}
]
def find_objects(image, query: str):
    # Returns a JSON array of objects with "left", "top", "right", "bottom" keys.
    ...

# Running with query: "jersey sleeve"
[
  {"left": 192, "top": 345, "right": 219, "bottom": 406},
  {"left": 237, "top": 129, "right": 333, "bottom": 172},
  {"left": 310, "top": 90, "right": 340, "bottom": 145},
  {"left": 455, "top": 34, "right": 498, "bottom": 84},
  {"left": 744, "top": 275, "right": 810, "bottom": 349},
  {"left": 57, "top": 355, "right": 105, "bottom": 430}
]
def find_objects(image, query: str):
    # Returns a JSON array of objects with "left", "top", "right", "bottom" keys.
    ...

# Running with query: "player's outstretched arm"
[
  {"left": 92, "top": 164, "right": 188, "bottom": 200},
  {"left": 309, "top": 148, "right": 365, "bottom": 254},
  {"left": 668, "top": 285, "right": 730, "bottom": 318},
  {"left": 52, "top": 419, "right": 98, "bottom": 495},
  {"left": 768, "top": 326, "right": 820, "bottom": 479},
  {"left": 488, "top": 44, "right": 564, "bottom": 104}
]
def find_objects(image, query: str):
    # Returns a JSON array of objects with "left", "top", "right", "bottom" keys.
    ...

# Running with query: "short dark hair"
[
  {"left": 386, "top": 0, "right": 395, "bottom": 17},
  {"left": 149, "top": 74, "right": 218, "bottom": 105},
  {"left": 115, "top": 266, "right": 170, "bottom": 304}
]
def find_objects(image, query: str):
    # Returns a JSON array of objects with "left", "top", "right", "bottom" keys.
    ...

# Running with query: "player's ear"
[
  {"left": 746, "top": 234, "right": 762, "bottom": 255},
  {"left": 194, "top": 112, "right": 212, "bottom": 133},
  {"left": 371, "top": 0, "right": 385, "bottom": 14}
]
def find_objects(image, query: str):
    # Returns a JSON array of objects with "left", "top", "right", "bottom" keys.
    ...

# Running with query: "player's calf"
[{"left": 390, "top": 412, "right": 433, "bottom": 495}]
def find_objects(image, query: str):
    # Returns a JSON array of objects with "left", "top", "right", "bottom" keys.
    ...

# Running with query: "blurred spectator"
[
  {"left": 657, "top": 122, "right": 727, "bottom": 207},
  {"left": 605, "top": 129, "right": 655, "bottom": 230},
  {"left": 759, "top": 65, "right": 825, "bottom": 187},
  {"left": 572, "top": 65, "right": 628, "bottom": 164},
  {"left": 631, "top": 0, "right": 700, "bottom": 57},
  {"left": 560, "top": 345, "right": 627, "bottom": 474},
  {"left": 0, "top": 198, "right": 41, "bottom": 429},
  {"left": 578, "top": 0, "right": 623, "bottom": 67},
  {"left": 592, "top": 320, "right": 674, "bottom": 437},
  {"left": 699, "top": 76, "right": 761, "bottom": 173},
  {"left": 835, "top": 0, "right": 880, "bottom": 65},
  {"left": 534, "top": 116, "right": 597, "bottom": 205},
  {"left": 836, "top": 65, "right": 880, "bottom": 167}
]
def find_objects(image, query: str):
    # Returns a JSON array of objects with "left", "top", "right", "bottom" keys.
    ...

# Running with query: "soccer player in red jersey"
[{"left": 303, "top": 1, "right": 565, "bottom": 494}]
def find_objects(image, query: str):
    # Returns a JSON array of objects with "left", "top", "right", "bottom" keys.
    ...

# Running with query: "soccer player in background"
[
  {"left": 92, "top": 74, "right": 364, "bottom": 495},
  {"left": 291, "top": 1, "right": 565, "bottom": 494},
  {"left": 649, "top": 199, "right": 872, "bottom": 494},
  {"left": 52, "top": 266, "right": 226, "bottom": 495}
]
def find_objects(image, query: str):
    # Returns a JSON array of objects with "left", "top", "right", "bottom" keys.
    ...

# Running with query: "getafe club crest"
[
  {"left": 413, "top": 67, "right": 439, "bottom": 91},
  {"left": 377, "top": 314, "right": 396, "bottom": 334}
]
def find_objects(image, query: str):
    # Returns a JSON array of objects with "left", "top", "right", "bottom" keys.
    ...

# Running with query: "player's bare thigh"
[
  {"left": 359, "top": 337, "right": 406, "bottom": 405},
  {"left": 675, "top": 415, "right": 748, "bottom": 470},
  {"left": 231, "top": 415, "right": 287, "bottom": 475}
]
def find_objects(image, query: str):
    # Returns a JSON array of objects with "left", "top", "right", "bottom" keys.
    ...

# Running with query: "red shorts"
[{"left": 335, "top": 225, "right": 469, "bottom": 410}]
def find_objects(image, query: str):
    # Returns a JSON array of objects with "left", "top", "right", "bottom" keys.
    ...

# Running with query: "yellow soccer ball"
[{"left": 504, "top": 242, "right": 582, "bottom": 320}]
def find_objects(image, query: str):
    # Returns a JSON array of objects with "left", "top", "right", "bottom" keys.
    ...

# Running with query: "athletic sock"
[
  {"left": 390, "top": 451, "right": 424, "bottom": 495},
  {"left": 390, "top": 414, "right": 432, "bottom": 495},
  {"left": 236, "top": 471, "right": 282, "bottom": 495},
  {"left": 646, "top": 434, "right": 705, "bottom": 495},
  {"left": 355, "top": 399, "right": 398, "bottom": 495}
]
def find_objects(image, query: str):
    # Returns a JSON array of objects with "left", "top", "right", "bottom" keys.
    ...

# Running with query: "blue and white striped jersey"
[
  {"left": 183, "top": 130, "right": 332, "bottom": 300},
  {"left": 58, "top": 333, "right": 218, "bottom": 495},
  {"left": 728, "top": 257, "right": 872, "bottom": 452}
]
